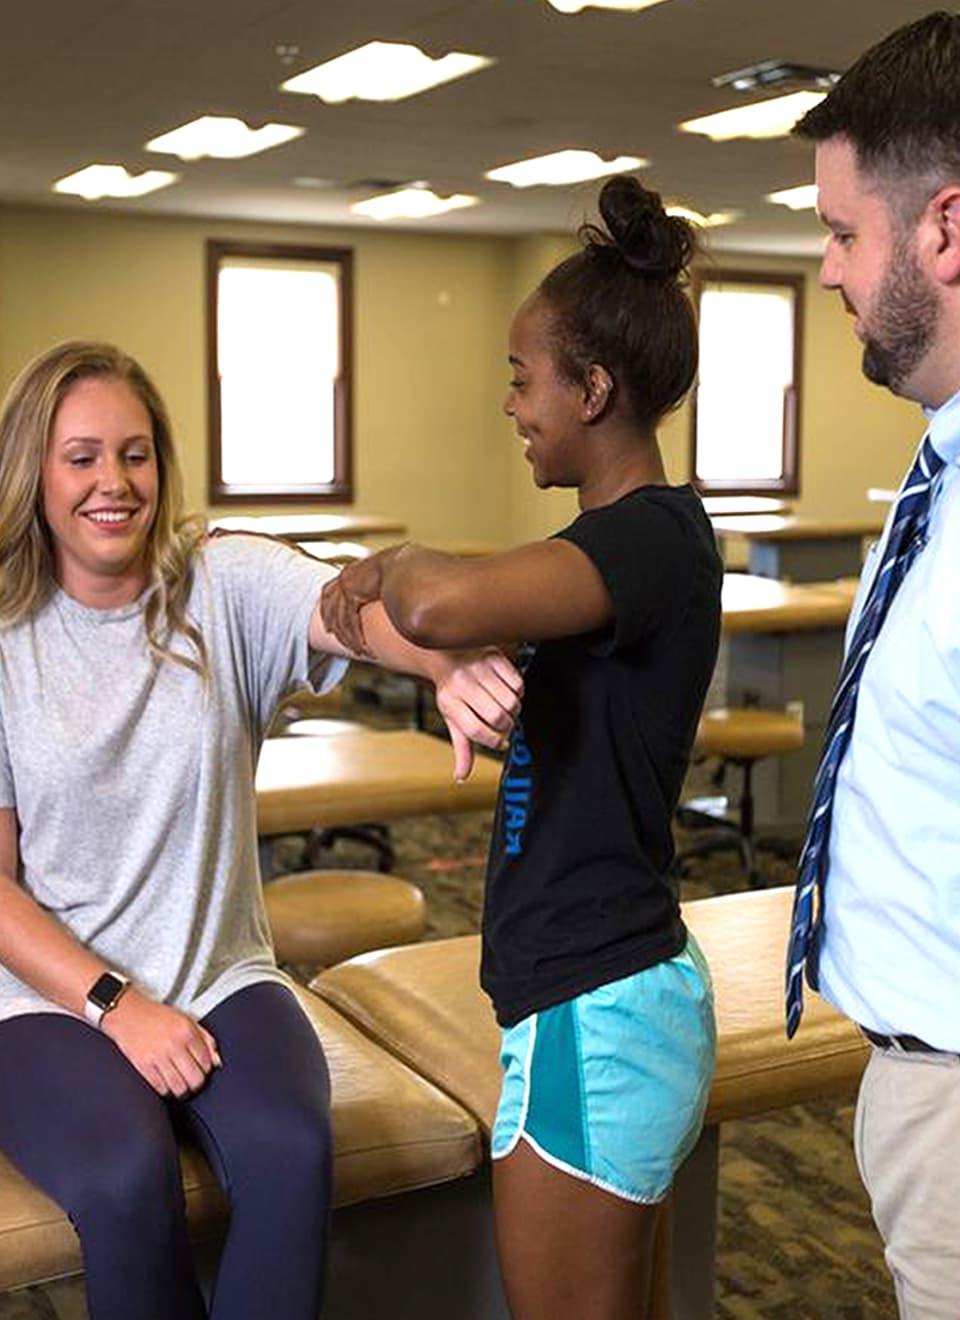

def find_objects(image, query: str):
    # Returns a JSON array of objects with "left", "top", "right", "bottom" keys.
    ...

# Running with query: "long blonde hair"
[{"left": 0, "top": 341, "right": 207, "bottom": 675}]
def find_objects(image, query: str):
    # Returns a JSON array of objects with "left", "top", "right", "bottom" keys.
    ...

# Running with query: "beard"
[{"left": 860, "top": 239, "right": 939, "bottom": 395}]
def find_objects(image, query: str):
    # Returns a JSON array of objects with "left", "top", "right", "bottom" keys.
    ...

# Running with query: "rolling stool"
[
  {"left": 675, "top": 706, "right": 805, "bottom": 887},
  {"left": 264, "top": 869, "right": 426, "bottom": 971}
]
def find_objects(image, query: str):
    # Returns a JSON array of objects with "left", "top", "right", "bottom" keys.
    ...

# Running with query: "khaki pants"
[{"left": 855, "top": 1046, "right": 960, "bottom": 1319}]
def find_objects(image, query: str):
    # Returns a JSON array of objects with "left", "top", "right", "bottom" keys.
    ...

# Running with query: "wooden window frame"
[
  {"left": 206, "top": 240, "right": 354, "bottom": 505},
  {"left": 690, "top": 269, "right": 804, "bottom": 497}
]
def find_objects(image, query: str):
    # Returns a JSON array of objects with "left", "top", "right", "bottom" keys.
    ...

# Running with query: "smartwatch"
[{"left": 84, "top": 971, "right": 130, "bottom": 1028}]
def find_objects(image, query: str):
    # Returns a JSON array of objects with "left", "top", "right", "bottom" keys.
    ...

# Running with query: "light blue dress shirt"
[{"left": 818, "top": 388, "right": 960, "bottom": 1049}]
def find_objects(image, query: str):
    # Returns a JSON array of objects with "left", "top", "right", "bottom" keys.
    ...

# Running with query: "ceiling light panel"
[
  {"left": 486, "top": 149, "right": 647, "bottom": 187},
  {"left": 53, "top": 165, "right": 178, "bottom": 201},
  {"left": 547, "top": 0, "right": 670, "bottom": 10},
  {"left": 665, "top": 205, "right": 740, "bottom": 228},
  {"left": 282, "top": 41, "right": 493, "bottom": 104},
  {"left": 678, "top": 91, "right": 826, "bottom": 142},
  {"left": 146, "top": 117, "right": 303, "bottom": 160},
  {"left": 351, "top": 188, "right": 479, "bottom": 220},
  {"left": 766, "top": 184, "right": 818, "bottom": 210}
]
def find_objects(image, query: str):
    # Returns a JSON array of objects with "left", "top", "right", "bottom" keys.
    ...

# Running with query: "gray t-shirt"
[{"left": 0, "top": 533, "right": 346, "bottom": 1023}]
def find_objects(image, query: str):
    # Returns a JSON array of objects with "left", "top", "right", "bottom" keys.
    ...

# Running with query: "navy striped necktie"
[{"left": 785, "top": 435, "right": 946, "bottom": 1038}]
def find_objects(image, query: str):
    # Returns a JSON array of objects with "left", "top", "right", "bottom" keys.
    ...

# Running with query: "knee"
[
  {"left": 230, "top": 1093, "right": 333, "bottom": 1195},
  {"left": 63, "top": 1123, "right": 181, "bottom": 1234}
]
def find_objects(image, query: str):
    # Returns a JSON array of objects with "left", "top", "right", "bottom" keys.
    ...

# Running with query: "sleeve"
[
  {"left": 205, "top": 533, "right": 348, "bottom": 734},
  {"left": 0, "top": 693, "right": 14, "bottom": 811},
  {"left": 556, "top": 496, "right": 698, "bottom": 653}
]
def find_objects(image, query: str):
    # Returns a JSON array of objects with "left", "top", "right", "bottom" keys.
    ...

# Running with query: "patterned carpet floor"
[{"left": 0, "top": 676, "right": 896, "bottom": 1318}]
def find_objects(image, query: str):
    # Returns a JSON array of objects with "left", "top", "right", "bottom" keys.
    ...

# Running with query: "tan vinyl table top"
[
  {"left": 722, "top": 573, "right": 859, "bottom": 635},
  {"left": 256, "top": 728, "right": 502, "bottom": 836},
  {"left": 702, "top": 496, "right": 791, "bottom": 517},
  {"left": 209, "top": 513, "right": 406, "bottom": 542},
  {"left": 712, "top": 514, "right": 884, "bottom": 542}
]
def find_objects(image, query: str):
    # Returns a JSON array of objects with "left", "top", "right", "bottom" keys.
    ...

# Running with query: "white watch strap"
[{"left": 83, "top": 999, "right": 106, "bottom": 1029}]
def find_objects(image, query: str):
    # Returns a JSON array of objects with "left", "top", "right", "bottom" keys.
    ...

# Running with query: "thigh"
[
  {"left": 184, "top": 981, "right": 331, "bottom": 1190},
  {"left": 494, "top": 1138, "right": 666, "bottom": 1320},
  {"left": 855, "top": 1048, "right": 960, "bottom": 1319},
  {"left": 0, "top": 1011, "right": 176, "bottom": 1211}
]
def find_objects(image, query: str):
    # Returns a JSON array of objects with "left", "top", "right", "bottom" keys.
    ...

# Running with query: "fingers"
[
  {"left": 457, "top": 653, "right": 524, "bottom": 722},
  {"left": 485, "top": 651, "right": 525, "bottom": 698},
  {"left": 200, "top": 1026, "right": 223, "bottom": 1070},
  {"left": 447, "top": 673, "right": 518, "bottom": 739},
  {"left": 320, "top": 578, "right": 369, "bottom": 656},
  {"left": 156, "top": 1051, "right": 208, "bottom": 1099},
  {"left": 437, "top": 693, "right": 509, "bottom": 755},
  {"left": 447, "top": 724, "right": 475, "bottom": 782}
]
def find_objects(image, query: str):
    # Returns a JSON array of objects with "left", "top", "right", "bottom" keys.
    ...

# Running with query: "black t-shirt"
[{"left": 481, "top": 484, "right": 723, "bottom": 1027}]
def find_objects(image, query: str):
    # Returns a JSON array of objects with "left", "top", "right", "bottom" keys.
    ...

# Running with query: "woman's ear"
[{"left": 582, "top": 364, "right": 615, "bottom": 422}]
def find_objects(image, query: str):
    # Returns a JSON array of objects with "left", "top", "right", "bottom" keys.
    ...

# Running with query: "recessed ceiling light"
[
  {"left": 281, "top": 41, "right": 493, "bottom": 103},
  {"left": 547, "top": 0, "right": 670, "bottom": 10},
  {"left": 145, "top": 116, "right": 304, "bottom": 160},
  {"left": 351, "top": 187, "right": 479, "bottom": 220},
  {"left": 53, "top": 165, "right": 178, "bottom": 201},
  {"left": 766, "top": 183, "right": 818, "bottom": 210},
  {"left": 665, "top": 205, "right": 741, "bottom": 228},
  {"left": 678, "top": 91, "right": 826, "bottom": 142},
  {"left": 485, "top": 149, "right": 647, "bottom": 188}
]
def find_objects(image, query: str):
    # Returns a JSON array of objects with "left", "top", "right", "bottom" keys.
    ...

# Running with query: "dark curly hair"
[{"left": 537, "top": 175, "right": 699, "bottom": 433}]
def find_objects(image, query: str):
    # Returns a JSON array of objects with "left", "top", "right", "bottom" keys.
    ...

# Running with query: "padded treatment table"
[{"left": 314, "top": 885, "right": 868, "bottom": 1320}]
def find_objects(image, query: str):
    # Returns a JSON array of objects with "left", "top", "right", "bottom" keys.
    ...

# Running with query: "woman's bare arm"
[{"left": 321, "top": 540, "right": 614, "bottom": 654}]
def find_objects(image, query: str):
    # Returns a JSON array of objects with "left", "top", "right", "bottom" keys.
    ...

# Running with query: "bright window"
[
  {"left": 691, "top": 272, "right": 802, "bottom": 495},
  {"left": 207, "top": 242, "right": 352, "bottom": 503}
]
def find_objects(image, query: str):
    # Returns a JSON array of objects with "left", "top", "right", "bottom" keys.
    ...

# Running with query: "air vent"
[{"left": 712, "top": 60, "right": 840, "bottom": 94}]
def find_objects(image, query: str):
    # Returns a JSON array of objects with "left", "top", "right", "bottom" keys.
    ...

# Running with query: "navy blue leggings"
[{"left": 0, "top": 982, "right": 332, "bottom": 1320}]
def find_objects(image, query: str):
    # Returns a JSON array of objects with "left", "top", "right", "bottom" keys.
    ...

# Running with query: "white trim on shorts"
[{"left": 516, "top": 1130, "right": 666, "bottom": 1206}]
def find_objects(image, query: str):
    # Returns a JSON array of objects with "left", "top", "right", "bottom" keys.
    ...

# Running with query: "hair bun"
[{"left": 588, "top": 175, "right": 695, "bottom": 281}]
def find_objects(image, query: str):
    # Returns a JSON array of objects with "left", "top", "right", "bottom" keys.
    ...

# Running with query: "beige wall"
[
  {"left": 0, "top": 205, "right": 923, "bottom": 551},
  {"left": 658, "top": 250, "right": 920, "bottom": 523},
  {"left": 0, "top": 206, "right": 514, "bottom": 547}
]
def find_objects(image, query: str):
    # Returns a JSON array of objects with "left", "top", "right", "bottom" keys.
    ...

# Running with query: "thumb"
[
  {"left": 448, "top": 725, "right": 474, "bottom": 782},
  {"left": 203, "top": 1027, "right": 223, "bottom": 1068}
]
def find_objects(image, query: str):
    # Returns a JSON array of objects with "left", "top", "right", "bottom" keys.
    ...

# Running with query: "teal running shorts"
[{"left": 490, "top": 936, "right": 716, "bottom": 1203}]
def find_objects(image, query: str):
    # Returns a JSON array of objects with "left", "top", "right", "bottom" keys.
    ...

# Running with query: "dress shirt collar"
[{"left": 924, "top": 385, "right": 960, "bottom": 465}]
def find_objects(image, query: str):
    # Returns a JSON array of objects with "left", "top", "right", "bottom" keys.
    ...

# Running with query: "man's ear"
[
  {"left": 927, "top": 185, "right": 960, "bottom": 284},
  {"left": 581, "top": 364, "right": 615, "bottom": 423}
]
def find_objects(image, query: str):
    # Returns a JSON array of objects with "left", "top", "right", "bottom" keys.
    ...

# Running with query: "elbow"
[{"left": 384, "top": 581, "right": 467, "bottom": 649}]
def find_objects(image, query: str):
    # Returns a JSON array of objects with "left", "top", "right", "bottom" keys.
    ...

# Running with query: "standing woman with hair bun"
[{"left": 322, "top": 176, "right": 722, "bottom": 1318}]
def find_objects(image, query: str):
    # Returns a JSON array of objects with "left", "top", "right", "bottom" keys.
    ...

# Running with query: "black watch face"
[{"left": 89, "top": 972, "right": 124, "bottom": 1009}]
